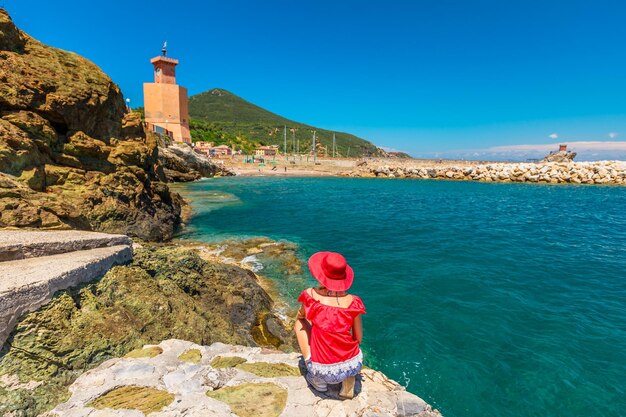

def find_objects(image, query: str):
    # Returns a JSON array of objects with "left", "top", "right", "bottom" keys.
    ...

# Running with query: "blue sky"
[{"left": 6, "top": 0, "right": 626, "bottom": 159}]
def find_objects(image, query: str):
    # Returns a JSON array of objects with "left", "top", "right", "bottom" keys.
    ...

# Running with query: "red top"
[{"left": 298, "top": 289, "right": 366, "bottom": 364}]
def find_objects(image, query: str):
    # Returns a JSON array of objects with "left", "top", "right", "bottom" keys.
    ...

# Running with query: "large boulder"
[
  {"left": 158, "top": 141, "right": 232, "bottom": 182},
  {"left": 0, "top": 10, "right": 181, "bottom": 240},
  {"left": 0, "top": 10, "right": 125, "bottom": 141},
  {"left": 542, "top": 150, "right": 576, "bottom": 163}
]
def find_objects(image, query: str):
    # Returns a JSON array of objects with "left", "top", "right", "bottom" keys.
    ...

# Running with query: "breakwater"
[{"left": 344, "top": 160, "right": 626, "bottom": 184}]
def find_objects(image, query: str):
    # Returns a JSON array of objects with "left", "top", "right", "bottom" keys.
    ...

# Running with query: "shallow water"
[{"left": 174, "top": 177, "right": 626, "bottom": 417}]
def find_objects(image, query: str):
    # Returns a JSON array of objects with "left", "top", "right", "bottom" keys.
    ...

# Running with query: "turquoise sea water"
[{"left": 175, "top": 177, "right": 626, "bottom": 417}]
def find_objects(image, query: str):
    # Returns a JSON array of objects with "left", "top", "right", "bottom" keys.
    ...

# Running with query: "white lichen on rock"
[{"left": 49, "top": 339, "right": 442, "bottom": 417}]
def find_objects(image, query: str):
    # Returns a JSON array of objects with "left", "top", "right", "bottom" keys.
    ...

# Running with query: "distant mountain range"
[{"left": 188, "top": 88, "right": 385, "bottom": 157}]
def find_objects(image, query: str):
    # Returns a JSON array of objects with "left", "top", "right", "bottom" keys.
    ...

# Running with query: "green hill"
[{"left": 188, "top": 88, "right": 383, "bottom": 157}]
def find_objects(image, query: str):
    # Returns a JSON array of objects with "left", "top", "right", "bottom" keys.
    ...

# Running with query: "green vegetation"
[
  {"left": 189, "top": 119, "right": 261, "bottom": 154},
  {"left": 388, "top": 151, "right": 413, "bottom": 159},
  {"left": 236, "top": 362, "right": 301, "bottom": 378},
  {"left": 209, "top": 355, "right": 300, "bottom": 377},
  {"left": 178, "top": 349, "right": 202, "bottom": 364},
  {"left": 188, "top": 88, "right": 384, "bottom": 157},
  {"left": 131, "top": 106, "right": 145, "bottom": 118},
  {"left": 87, "top": 386, "right": 174, "bottom": 414},
  {"left": 206, "top": 383, "right": 288, "bottom": 417},
  {"left": 124, "top": 346, "right": 163, "bottom": 359},
  {"left": 210, "top": 356, "right": 247, "bottom": 368}
]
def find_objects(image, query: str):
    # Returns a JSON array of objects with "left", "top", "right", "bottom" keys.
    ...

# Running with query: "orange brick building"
[{"left": 143, "top": 50, "right": 191, "bottom": 143}]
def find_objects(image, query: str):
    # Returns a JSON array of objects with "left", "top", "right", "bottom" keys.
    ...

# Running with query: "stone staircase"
[{"left": 0, "top": 230, "right": 133, "bottom": 347}]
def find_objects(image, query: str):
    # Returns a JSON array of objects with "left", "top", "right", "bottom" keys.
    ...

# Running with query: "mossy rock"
[
  {"left": 236, "top": 362, "right": 301, "bottom": 378},
  {"left": 178, "top": 349, "right": 202, "bottom": 364},
  {"left": 0, "top": 244, "right": 291, "bottom": 417},
  {"left": 124, "top": 346, "right": 163, "bottom": 359},
  {"left": 209, "top": 355, "right": 300, "bottom": 377},
  {"left": 0, "top": 10, "right": 184, "bottom": 241},
  {"left": 87, "top": 386, "right": 174, "bottom": 414},
  {"left": 206, "top": 383, "right": 287, "bottom": 417},
  {"left": 210, "top": 356, "right": 247, "bottom": 368},
  {"left": 251, "top": 312, "right": 285, "bottom": 348}
]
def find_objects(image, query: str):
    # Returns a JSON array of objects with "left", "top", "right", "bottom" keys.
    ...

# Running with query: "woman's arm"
[
  {"left": 296, "top": 288, "right": 311, "bottom": 320},
  {"left": 352, "top": 314, "right": 363, "bottom": 344}
]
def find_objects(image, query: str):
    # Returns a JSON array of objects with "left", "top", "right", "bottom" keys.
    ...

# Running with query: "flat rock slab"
[
  {"left": 50, "top": 339, "right": 443, "bottom": 417},
  {"left": 0, "top": 245, "right": 132, "bottom": 347},
  {"left": 0, "top": 229, "right": 131, "bottom": 261}
]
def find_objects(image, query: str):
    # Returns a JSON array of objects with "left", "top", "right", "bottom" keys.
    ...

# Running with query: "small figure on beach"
[{"left": 295, "top": 252, "right": 365, "bottom": 399}]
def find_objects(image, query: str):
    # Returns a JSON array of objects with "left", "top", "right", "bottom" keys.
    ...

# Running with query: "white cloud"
[
  {"left": 549, "top": 133, "right": 558, "bottom": 139},
  {"left": 488, "top": 141, "right": 626, "bottom": 153},
  {"left": 486, "top": 141, "right": 626, "bottom": 161},
  {"left": 608, "top": 132, "right": 618, "bottom": 139},
  {"left": 413, "top": 141, "right": 626, "bottom": 162}
]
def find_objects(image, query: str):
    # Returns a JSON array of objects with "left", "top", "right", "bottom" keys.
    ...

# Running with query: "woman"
[{"left": 294, "top": 251, "right": 366, "bottom": 399}]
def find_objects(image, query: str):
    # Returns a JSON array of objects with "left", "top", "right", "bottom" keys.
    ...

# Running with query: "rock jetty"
[
  {"left": 48, "top": 339, "right": 442, "bottom": 417},
  {"left": 541, "top": 148, "right": 576, "bottom": 163},
  {"left": 346, "top": 161, "right": 626, "bottom": 185}
]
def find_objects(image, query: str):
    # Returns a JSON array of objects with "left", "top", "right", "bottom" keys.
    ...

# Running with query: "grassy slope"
[{"left": 188, "top": 88, "right": 383, "bottom": 157}]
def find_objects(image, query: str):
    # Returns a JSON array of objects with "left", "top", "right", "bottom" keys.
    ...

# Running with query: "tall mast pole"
[
  {"left": 283, "top": 125, "right": 287, "bottom": 156},
  {"left": 333, "top": 133, "right": 336, "bottom": 158},
  {"left": 312, "top": 131, "right": 316, "bottom": 156}
]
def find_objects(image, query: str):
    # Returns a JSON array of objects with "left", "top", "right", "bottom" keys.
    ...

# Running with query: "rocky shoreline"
[
  {"left": 0, "top": 9, "right": 233, "bottom": 240},
  {"left": 343, "top": 160, "right": 626, "bottom": 185},
  {"left": 0, "top": 235, "right": 444, "bottom": 417},
  {"left": 0, "top": 238, "right": 294, "bottom": 416},
  {"left": 48, "top": 339, "right": 442, "bottom": 417}
]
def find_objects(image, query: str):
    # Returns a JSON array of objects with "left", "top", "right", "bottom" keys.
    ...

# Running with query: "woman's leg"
[
  {"left": 339, "top": 376, "right": 356, "bottom": 399},
  {"left": 294, "top": 318, "right": 311, "bottom": 358}
]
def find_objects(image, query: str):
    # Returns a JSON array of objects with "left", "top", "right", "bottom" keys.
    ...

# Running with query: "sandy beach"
[
  {"left": 223, "top": 156, "right": 357, "bottom": 176},
  {"left": 220, "top": 155, "right": 488, "bottom": 177},
  {"left": 231, "top": 166, "right": 337, "bottom": 176}
]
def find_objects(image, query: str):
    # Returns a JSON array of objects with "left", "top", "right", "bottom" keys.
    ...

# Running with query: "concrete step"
[
  {"left": 0, "top": 230, "right": 131, "bottom": 262},
  {"left": 0, "top": 244, "right": 133, "bottom": 347}
]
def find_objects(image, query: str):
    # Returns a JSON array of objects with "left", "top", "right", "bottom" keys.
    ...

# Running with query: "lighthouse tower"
[{"left": 143, "top": 45, "right": 191, "bottom": 143}]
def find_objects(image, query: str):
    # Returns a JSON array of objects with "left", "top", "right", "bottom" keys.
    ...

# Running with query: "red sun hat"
[{"left": 308, "top": 252, "right": 354, "bottom": 292}]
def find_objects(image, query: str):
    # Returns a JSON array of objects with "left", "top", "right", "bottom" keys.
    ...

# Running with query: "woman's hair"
[{"left": 316, "top": 285, "right": 347, "bottom": 295}]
